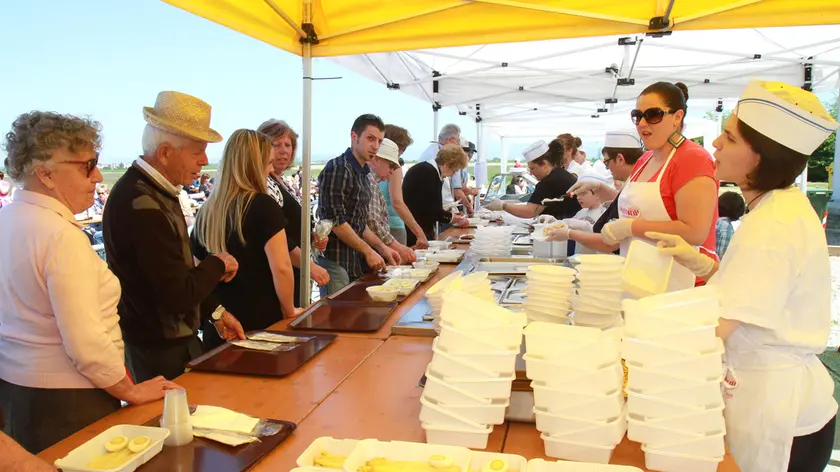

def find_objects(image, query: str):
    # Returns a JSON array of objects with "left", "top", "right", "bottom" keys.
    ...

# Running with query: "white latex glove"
[
  {"left": 536, "top": 215, "right": 558, "bottom": 225},
  {"left": 545, "top": 227, "right": 571, "bottom": 242},
  {"left": 601, "top": 218, "right": 634, "bottom": 245},
  {"left": 562, "top": 218, "right": 592, "bottom": 232},
  {"left": 483, "top": 199, "right": 504, "bottom": 211},
  {"left": 569, "top": 179, "right": 619, "bottom": 202},
  {"left": 646, "top": 232, "right": 716, "bottom": 277}
]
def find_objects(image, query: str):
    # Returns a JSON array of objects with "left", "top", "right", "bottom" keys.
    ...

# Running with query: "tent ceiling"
[
  {"left": 162, "top": 1, "right": 840, "bottom": 58},
  {"left": 330, "top": 25, "right": 840, "bottom": 136}
]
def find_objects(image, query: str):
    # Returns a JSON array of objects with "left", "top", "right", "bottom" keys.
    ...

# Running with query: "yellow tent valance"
[{"left": 163, "top": 0, "right": 840, "bottom": 57}]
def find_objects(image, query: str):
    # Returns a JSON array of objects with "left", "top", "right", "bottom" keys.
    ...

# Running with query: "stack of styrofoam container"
[
  {"left": 569, "top": 254, "right": 625, "bottom": 328},
  {"left": 425, "top": 270, "right": 463, "bottom": 328},
  {"left": 523, "top": 322, "right": 627, "bottom": 464},
  {"left": 471, "top": 225, "right": 515, "bottom": 257},
  {"left": 421, "top": 292, "right": 526, "bottom": 449},
  {"left": 523, "top": 265, "right": 577, "bottom": 324},
  {"left": 622, "top": 285, "right": 727, "bottom": 472}
]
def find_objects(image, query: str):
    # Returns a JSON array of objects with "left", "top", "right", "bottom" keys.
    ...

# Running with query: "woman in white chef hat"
[
  {"left": 649, "top": 80, "right": 839, "bottom": 472},
  {"left": 484, "top": 138, "right": 582, "bottom": 220}
]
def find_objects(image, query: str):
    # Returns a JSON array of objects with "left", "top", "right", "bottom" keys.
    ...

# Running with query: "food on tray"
[
  {"left": 542, "top": 223, "right": 566, "bottom": 236},
  {"left": 368, "top": 286, "right": 396, "bottom": 293},
  {"left": 622, "top": 359, "right": 629, "bottom": 398},
  {"left": 459, "top": 234, "right": 476, "bottom": 241},
  {"left": 313, "top": 450, "right": 348, "bottom": 469},
  {"left": 481, "top": 458, "right": 509, "bottom": 472},
  {"left": 87, "top": 435, "right": 151, "bottom": 470},
  {"left": 358, "top": 456, "right": 461, "bottom": 471}
]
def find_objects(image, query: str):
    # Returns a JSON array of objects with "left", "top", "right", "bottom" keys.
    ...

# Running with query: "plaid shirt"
[
  {"left": 716, "top": 217, "right": 735, "bottom": 258},
  {"left": 317, "top": 149, "right": 374, "bottom": 279},
  {"left": 367, "top": 174, "right": 395, "bottom": 246}
]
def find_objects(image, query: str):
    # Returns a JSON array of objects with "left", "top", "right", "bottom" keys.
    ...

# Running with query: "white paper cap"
[
  {"left": 459, "top": 136, "right": 470, "bottom": 148},
  {"left": 522, "top": 140, "right": 550, "bottom": 162},
  {"left": 604, "top": 130, "right": 642, "bottom": 148},
  {"left": 735, "top": 80, "right": 839, "bottom": 155}
]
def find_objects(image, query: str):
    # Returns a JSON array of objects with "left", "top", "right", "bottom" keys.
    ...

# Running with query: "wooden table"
[{"left": 38, "top": 226, "right": 741, "bottom": 472}]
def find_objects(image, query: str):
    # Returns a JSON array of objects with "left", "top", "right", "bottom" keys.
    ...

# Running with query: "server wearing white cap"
[
  {"left": 649, "top": 80, "right": 840, "bottom": 472},
  {"left": 483, "top": 138, "right": 581, "bottom": 219}
]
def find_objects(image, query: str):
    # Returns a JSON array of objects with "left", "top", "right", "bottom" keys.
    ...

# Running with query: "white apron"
[
  {"left": 617, "top": 147, "right": 696, "bottom": 291},
  {"left": 722, "top": 327, "right": 828, "bottom": 472}
]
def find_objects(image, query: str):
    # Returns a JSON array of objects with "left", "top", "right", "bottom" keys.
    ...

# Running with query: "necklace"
[{"left": 745, "top": 191, "right": 767, "bottom": 214}]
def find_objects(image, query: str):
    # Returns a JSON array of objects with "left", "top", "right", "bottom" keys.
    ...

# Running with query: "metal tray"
[{"left": 473, "top": 257, "right": 563, "bottom": 275}]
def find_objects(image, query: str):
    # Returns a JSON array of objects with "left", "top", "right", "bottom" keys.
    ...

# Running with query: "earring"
[{"left": 667, "top": 129, "right": 685, "bottom": 148}]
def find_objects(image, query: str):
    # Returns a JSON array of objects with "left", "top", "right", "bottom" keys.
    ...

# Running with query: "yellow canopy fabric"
[{"left": 163, "top": 0, "right": 840, "bottom": 57}]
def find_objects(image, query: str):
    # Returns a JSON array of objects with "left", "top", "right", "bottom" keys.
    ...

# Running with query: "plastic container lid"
[{"left": 621, "top": 240, "right": 673, "bottom": 298}]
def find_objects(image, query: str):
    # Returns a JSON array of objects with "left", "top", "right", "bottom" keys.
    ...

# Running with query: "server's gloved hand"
[
  {"left": 483, "top": 199, "right": 504, "bottom": 211},
  {"left": 562, "top": 218, "right": 592, "bottom": 232},
  {"left": 536, "top": 215, "right": 558, "bottom": 224},
  {"left": 646, "top": 232, "right": 716, "bottom": 277},
  {"left": 601, "top": 219, "right": 634, "bottom": 245},
  {"left": 545, "top": 227, "right": 570, "bottom": 242}
]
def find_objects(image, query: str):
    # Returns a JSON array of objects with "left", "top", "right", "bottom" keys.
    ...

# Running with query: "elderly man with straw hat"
[{"left": 104, "top": 91, "right": 244, "bottom": 382}]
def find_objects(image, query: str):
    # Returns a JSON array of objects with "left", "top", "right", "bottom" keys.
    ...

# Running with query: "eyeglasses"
[
  {"left": 630, "top": 107, "right": 678, "bottom": 125},
  {"left": 55, "top": 154, "right": 99, "bottom": 177}
]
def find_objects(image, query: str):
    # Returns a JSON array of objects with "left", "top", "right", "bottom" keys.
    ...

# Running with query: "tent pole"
[
  {"left": 832, "top": 77, "right": 840, "bottom": 203},
  {"left": 433, "top": 109, "right": 439, "bottom": 143},
  {"left": 500, "top": 137, "right": 508, "bottom": 174},
  {"left": 299, "top": 6, "right": 313, "bottom": 305}
]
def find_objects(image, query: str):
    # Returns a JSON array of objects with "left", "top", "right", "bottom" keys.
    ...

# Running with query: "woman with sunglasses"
[
  {"left": 582, "top": 82, "right": 719, "bottom": 290},
  {"left": 192, "top": 129, "right": 304, "bottom": 350},
  {"left": 648, "top": 81, "right": 838, "bottom": 472},
  {"left": 0, "top": 112, "right": 181, "bottom": 453},
  {"left": 257, "top": 119, "right": 330, "bottom": 307}
]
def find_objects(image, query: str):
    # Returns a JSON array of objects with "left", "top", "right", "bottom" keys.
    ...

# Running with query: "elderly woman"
[
  {"left": 650, "top": 81, "right": 838, "bottom": 472},
  {"left": 0, "top": 112, "right": 180, "bottom": 454},
  {"left": 257, "top": 119, "right": 329, "bottom": 306},
  {"left": 402, "top": 144, "right": 470, "bottom": 246}
]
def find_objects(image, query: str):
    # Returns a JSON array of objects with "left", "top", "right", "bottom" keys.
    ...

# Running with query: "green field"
[{"left": 98, "top": 162, "right": 507, "bottom": 189}]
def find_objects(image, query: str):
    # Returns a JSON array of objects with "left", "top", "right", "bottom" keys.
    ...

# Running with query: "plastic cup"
[{"left": 161, "top": 389, "right": 194, "bottom": 446}]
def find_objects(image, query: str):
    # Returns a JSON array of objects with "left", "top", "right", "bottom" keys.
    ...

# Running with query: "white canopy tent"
[{"left": 331, "top": 25, "right": 840, "bottom": 172}]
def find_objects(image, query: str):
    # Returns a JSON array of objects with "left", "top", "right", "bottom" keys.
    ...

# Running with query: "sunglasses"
[
  {"left": 630, "top": 107, "right": 678, "bottom": 125},
  {"left": 55, "top": 154, "right": 99, "bottom": 177}
]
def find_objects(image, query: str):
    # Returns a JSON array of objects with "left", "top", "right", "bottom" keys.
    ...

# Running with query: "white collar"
[
  {"left": 134, "top": 158, "right": 182, "bottom": 197},
  {"left": 433, "top": 162, "right": 443, "bottom": 181},
  {"left": 13, "top": 189, "right": 83, "bottom": 228}
]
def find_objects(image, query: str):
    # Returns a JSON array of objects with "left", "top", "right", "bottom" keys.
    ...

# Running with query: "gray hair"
[
  {"left": 141, "top": 124, "right": 193, "bottom": 156},
  {"left": 3, "top": 111, "right": 102, "bottom": 181},
  {"left": 438, "top": 124, "right": 461, "bottom": 143}
]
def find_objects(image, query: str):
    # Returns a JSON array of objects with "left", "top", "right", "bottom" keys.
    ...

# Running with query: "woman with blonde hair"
[{"left": 192, "top": 129, "right": 302, "bottom": 350}]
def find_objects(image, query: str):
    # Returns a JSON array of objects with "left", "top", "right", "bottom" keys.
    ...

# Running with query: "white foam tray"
[
  {"left": 342, "top": 439, "right": 471, "bottom": 472},
  {"left": 422, "top": 422, "right": 494, "bottom": 449},
  {"left": 426, "top": 367, "right": 515, "bottom": 400},
  {"left": 296, "top": 436, "right": 360, "bottom": 468},
  {"left": 627, "top": 392, "right": 725, "bottom": 420},
  {"left": 642, "top": 445, "right": 724, "bottom": 472},
  {"left": 54, "top": 425, "right": 170, "bottom": 472},
  {"left": 541, "top": 434, "right": 616, "bottom": 464},
  {"left": 532, "top": 381, "right": 625, "bottom": 416},
  {"left": 527, "top": 458, "right": 642, "bottom": 471}
]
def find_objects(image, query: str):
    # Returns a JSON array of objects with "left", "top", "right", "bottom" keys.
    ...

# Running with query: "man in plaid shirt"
[{"left": 316, "top": 114, "right": 397, "bottom": 296}]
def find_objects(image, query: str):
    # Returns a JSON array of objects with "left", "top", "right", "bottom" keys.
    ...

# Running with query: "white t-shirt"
[
  {"left": 569, "top": 206, "right": 606, "bottom": 254},
  {"left": 711, "top": 187, "right": 837, "bottom": 435}
]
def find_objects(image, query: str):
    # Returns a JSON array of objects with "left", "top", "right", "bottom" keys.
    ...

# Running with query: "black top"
[
  {"left": 593, "top": 196, "right": 619, "bottom": 234},
  {"left": 272, "top": 175, "right": 310, "bottom": 306},
  {"left": 528, "top": 167, "right": 581, "bottom": 219},
  {"left": 191, "top": 194, "right": 288, "bottom": 333},
  {"left": 403, "top": 161, "right": 453, "bottom": 245},
  {"left": 104, "top": 164, "right": 225, "bottom": 348}
]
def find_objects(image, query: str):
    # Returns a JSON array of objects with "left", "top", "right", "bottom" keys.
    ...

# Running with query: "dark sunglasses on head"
[
  {"left": 56, "top": 154, "right": 99, "bottom": 177},
  {"left": 630, "top": 107, "right": 678, "bottom": 126}
]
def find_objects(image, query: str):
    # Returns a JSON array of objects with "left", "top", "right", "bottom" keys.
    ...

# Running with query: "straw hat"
[
  {"left": 143, "top": 91, "right": 223, "bottom": 143},
  {"left": 376, "top": 139, "right": 400, "bottom": 165}
]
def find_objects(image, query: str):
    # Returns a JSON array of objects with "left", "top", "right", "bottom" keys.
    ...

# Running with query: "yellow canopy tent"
[{"left": 161, "top": 0, "right": 840, "bottom": 302}]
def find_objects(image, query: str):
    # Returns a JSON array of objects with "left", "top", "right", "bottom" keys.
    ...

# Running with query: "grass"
[{"left": 98, "top": 162, "right": 507, "bottom": 189}]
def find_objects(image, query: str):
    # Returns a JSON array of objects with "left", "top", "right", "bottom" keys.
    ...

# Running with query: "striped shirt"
[
  {"left": 367, "top": 174, "right": 395, "bottom": 246},
  {"left": 317, "top": 149, "right": 374, "bottom": 279}
]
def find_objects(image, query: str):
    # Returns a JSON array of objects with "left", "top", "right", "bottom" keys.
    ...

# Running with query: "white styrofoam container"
[
  {"left": 423, "top": 373, "right": 492, "bottom": 405},
  {"left": 441, "top": 292, "right": 526, "bottom": 328},
  {"left": 54, "top": 425, "right": 170, "bottom": 472},
  {"left": 425, "top": 367, "right": 515, "bottom": 400},
  {"left": 469, "top": 451, "right": 528, "bottom": 472},
  {"left": 524, "top": 301, "right": 574, "bottom": 317},
  {"left": 622, "top": 340, "right": 725, "bottom": 380},
  {"left": 624, "top": 311, "right": 717, "bottom": 340},
  {"left": 627, "top": 417, "right": 721, "bottom": 446},
  {"left": 438, "top": 323, "right": 519, "bottom": 352},
  {"left": 421, "top": 395, "right": 508, "bottom": 425},
  {"left": 575, "top": 287, "right": 624, "bottom": 305},
  {"left": 434, "top": 340, "right": 518, "bottom": 375},
  {"left": 525, "top": 358, "right": 624, "bottom": 393},
  {"left": 625, "top": 323, "right": 718, "bottom": 353},
  {"left": 525, "top": 282, "right": 576, "bottom": 296},
  {"left": 627, "top": 366, "right": 721, "bottom": 392},
  {"left": 628, "top": 405, "right": 725, "bottom": 435},
  {"left": 623, "top": 289, "right": 719, "bottom": 327},
  {"left": 647, "top": 432, "right": 726, "bottom": 457},
  {"left": 622, "top": 337, "right": 723, "bottom": 365},
  {"left": 439, "top": 320, "right": 524, "bottom": 349},
  {"left": 627, "top": 392, "right": 724, "bottom": 420},
  {"left": 526, "top": 310, "right": 570, "bottom": 325},
  {"left": 621, "top": 240, "right": 673, "bottom": 298},
  {"left": 572, "top": 311, "right": 622, "bottom": 328},
  {"left": 527, "top": 458, "right": 642, "bottom": 471},
  {"left": 538, "top": 410, "right": 627, "bottom": 446},
  {"left": 419, "top": 396, "right": 490, "bottom": 429},
  {"left": 532, "top": 383, "right": 624, "bottom": 417},
  {"left": 525, "top": 340, "right": 620, "bottom": 369},
  {"left": 642, "top": 445, "right": 724, "bottom": 472},
  {"left": 429, "top": 346, "right": 503, "bottom": 379},
  {"left": 343, "top": 440, "right": 471, "bottom": 472},
  {"left": 569, "top": 254, "right": 626, "bottom": 266},
  {"left": 573, "top": 295, "right": 623, "bottom": 313},
  {"left": 541, "top": 434, "right": 616, "bottom": 464},
  {"left": 629, "top": 379, "right": 724, "bottom": 406},
  {"left": 422, "top": 423, "right": 494, "bottom": 449},
  {"left": 296, "top": 437, "right": 361, "bottom": 468},
  {"left": 524, "top": 323, "right": 616, "bottom": 357}
]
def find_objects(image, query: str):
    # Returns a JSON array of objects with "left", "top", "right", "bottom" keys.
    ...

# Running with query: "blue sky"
[{"left": 0, "top": 0, "right": 483, "bottom": 164}]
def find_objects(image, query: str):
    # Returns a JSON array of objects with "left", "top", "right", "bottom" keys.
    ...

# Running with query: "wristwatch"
[{"left": 211, "top": 305, "right": 225, "bottom": 322}]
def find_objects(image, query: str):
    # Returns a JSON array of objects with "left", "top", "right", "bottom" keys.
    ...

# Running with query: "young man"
[
  {"left": 104, "top": 91, "right": 243, "bottom": 382},
  {"left": 316, "top": 114, "right": 391, "bottom": 296}
]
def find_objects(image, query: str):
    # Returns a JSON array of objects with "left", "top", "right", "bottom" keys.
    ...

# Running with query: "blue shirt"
[{"left": 378, "top": 180, "right": 404, "bottom": 229}]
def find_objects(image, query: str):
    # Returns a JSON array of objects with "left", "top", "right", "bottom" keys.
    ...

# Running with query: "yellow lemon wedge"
[
  {"left": 429, "top": 454, "right": 455, "bottom": 468},
  {"left": 104, "top": 435, "right": 128, "bottom": 453},
  {"left": 482, "top": 458, "right": 509, "bottom": 472},
  {"left": 127, "top": 436, "right": 151, "bottom": 453}
]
